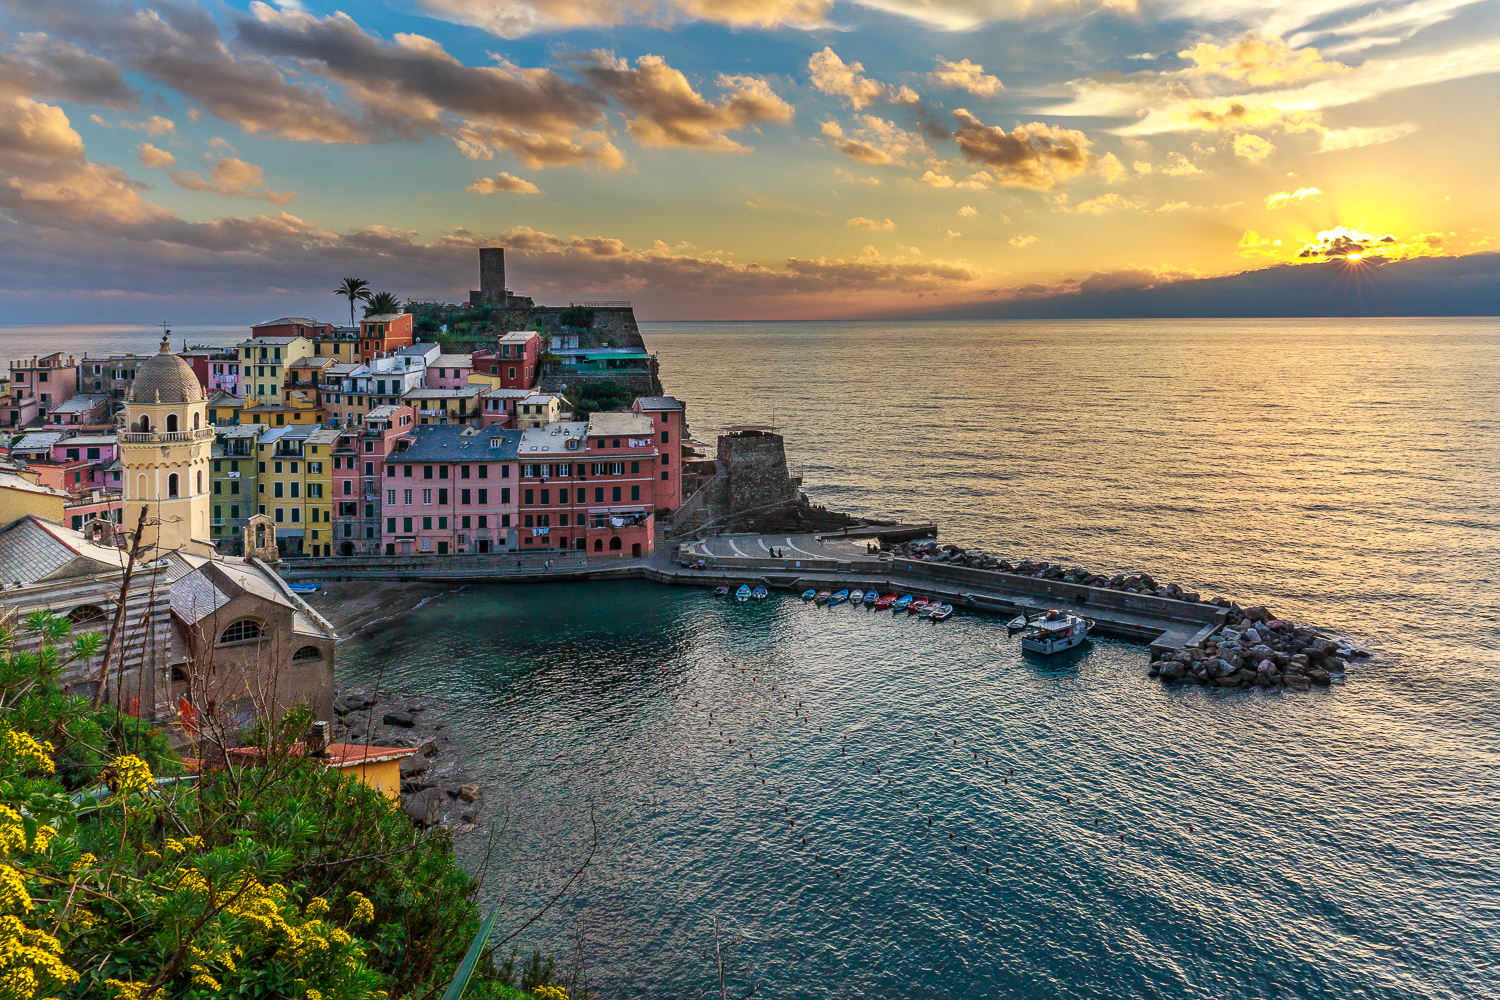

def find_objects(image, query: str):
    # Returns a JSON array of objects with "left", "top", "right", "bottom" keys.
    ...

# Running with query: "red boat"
[
  {"left": 874, "top": 593, "right": 897, "bottom": 609},
  {"left": 907, "top": 598, "right": 930, "bottom": 615}
]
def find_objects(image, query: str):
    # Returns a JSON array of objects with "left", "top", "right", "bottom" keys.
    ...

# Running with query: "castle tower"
[
  {"left": 479, "top": 247, "right": 506, "bottom": 298},
  {"left": 119, "top": 335, "right": 214, "bottom": 555}
]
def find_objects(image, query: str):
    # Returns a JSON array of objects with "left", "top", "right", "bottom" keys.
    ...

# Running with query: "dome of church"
[{"left": 129, "top": 336, "right": 205, "bottom": 405}]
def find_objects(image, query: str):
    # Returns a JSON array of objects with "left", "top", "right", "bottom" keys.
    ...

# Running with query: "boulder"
[
  {"left": 1284, "top": 674, "right": 1311, "bottom": 691},
  {"left": 399, "top": 755, "right": 429, "bottom": 778},
  {"left": 1242, "top": 606, "right": 1271, "bottom": 623},
  {"left": 383, "top": 711, "right": 416, "bottom": 728},
  {"left": 458, "top": 784, "right": 481, "bottom": 803},
  {"left": 402, "top": 787, "right": 445, "bottom": 827},
  {"left": 420, "top": 739, "right": 440, "bottom": 757},
  {"left": 1308, "top": 670, "right": 1332, "bottom": 687}
]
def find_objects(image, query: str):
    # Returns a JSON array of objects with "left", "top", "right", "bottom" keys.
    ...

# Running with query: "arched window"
[
  {"left": 193, "top": 412, "right": 201, "bottom": 430},
  {"left": 196, "top": 470, "right": 203, "bottom": 493},
  {"left": 609, "top": 536, "right": 622, "bottom": 550},
  {"left": 593, "top": 538, "right": 603, "bottom": 552},
  {"left": 168, "top": 473, "right": 179, "bottom": 498},
  {"left": 67, "top": 604, "right": 107, "bottom": 627},
  {"left": 166, "top": 413, "right": 178, "bottom": 432},
  {"left": 136, "top": 416, "right": 150, "bottom": 432},
  {"left": 255, "top": 524, "right": 266, "bottom": 548},
  {"left": 292, "top": 645, "right": 322, "bottom": 661},
  {"left": 218, "top": 619, "right": 263, "bottom": 644}
]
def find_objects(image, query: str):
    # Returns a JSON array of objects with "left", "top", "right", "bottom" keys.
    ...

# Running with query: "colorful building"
[
  {"left": 358, "top": 313, "right": 414, "bottom": 358},
  {"left": 381, "top": 425, "right": 521, "bottom": 554},
  {"left": 332, "top": 404, "right": 413, "bottom": 555},
  {"left": 252, "top": 317, "right": 335, "bottom": 340},
  {"left": 7, "top": 353, "right": 77, "bottom": 425},
  {"left": 403, "top": 386, "right": 484, "bottom": 426},
  {"left": 46, "top": 394, "right": 111, "bottom": 429},
  {"left": 238, "top": 336, "right": 313, "bottom": 404},
  {"left": 631, "top": 396, "right": 686, "bottom": 514},
  {"left": 181, "top": 350, "right": 240, "bottom": 397},
  {"left": 238, "top": 388, "right": 323, "bottom": 428},
  {"left": 490, "top": 331, "right": 540, "bottom": 390},
  {"left": 478, "top": 388, "right": 531, "bottom": 428},
  {"left": 210, "top": 425, "right": 264, "bottom": 552},
  {"left": 515, "top": 393, "right": 565, "bottom": 429},
  {"left": 424, "top": 354, "right": 473, "bottom": 389},
  {"left": 205, "top": 390, "right": 248, "bottom": 426}
]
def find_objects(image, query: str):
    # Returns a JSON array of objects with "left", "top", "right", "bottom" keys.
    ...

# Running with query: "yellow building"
[
  {"left": 205, "top": 389, "right": 248, "bottom": 426},
  {"left": 255, "top": 425, "right": 337, "bottom": 556},
  {"left": 304, "top": 426, "right": 337, "bottom": 557},
  {"left": 237, "top": 336, "right": 313, "bottom": 405},
  {"left": 402, "top": 386, "right": 485, "bottom": 425},
  {"left": 0, "top": 469, "right": 66, "bottom": 525},
  {"left": 239, "top": 389, "right": 324, "bottom": 428}
]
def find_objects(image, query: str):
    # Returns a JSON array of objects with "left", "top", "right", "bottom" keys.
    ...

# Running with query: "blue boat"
[
  {"left": 893, "top": 594, "right": 912, "bottom": 611},
  {"left": 752, "top": 585, "right": 769, "bottom": 600},
  {"left": 801, "top": 589, "right": 816, "bottom": 601},
  {"left": 862, "top": 590, "right": 878, "bottom": 606},
  {"left": 715, "top": 585, "right": 730, "bottom": 596},
  {"left": 287, "top": 583, "right": 322, "bottom": 594},
  {"left": 735, "top": 585, "right": 752, "bottom": 601},
  {"left": 829, "top": 589, "right": 849, "bottom": 605}
]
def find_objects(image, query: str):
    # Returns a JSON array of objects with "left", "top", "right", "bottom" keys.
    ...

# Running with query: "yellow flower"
[
  {"left": 532, "top": 986, "right": 569, "bottom": 1000},
  {"left": 0, "top": 729, "right": 55, "bottom": 774},
  {"left": 0, "top": 864, "right": 31, "bottom": 914},
  {"left": 346, "top": 891, "right": 374, "bottom": 926},
  {"left": 104, "top": 980, "right": 148, "bottom": 1000},
  {"left": 305, "top": 990, "right": 323, "bottom": 1000},
  {"left": 113, "top": 756, "right": 153, "bottom": 795},
  {"left": 305, "top": 896, "right": 330, "bottom": 918},
  {"left": 189, "top": 965, "right": 221, "bottom": 992},
  {"left": 0, "top": 914, "right": 79, "bottom": 995},
  {"left": 71, "top": 854, "right": 98, "bottom": 872}
]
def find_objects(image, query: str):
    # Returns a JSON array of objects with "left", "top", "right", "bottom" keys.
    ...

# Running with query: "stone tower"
[
  {"left": 479, "top": 247, "right": 505, "bottom": 298},
  {"left": 119, "top": 335, "right": 214, "bottom": 555}
]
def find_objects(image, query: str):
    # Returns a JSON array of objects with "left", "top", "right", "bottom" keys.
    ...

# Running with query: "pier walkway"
[{"left": 274, "top": 529, "right": 1225, "bottom": 658}]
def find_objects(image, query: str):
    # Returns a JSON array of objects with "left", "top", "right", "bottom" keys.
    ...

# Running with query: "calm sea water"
[{"left": 14, "top": 319, "right": 1498, "bottom": 997}]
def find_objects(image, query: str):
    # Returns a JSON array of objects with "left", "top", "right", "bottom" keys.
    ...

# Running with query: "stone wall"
[{"left": 718, "top": 431, "right": 799, "bottom": 512}]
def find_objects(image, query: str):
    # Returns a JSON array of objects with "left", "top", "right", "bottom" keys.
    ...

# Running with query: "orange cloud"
[
  {"left": 467, "top": 171, "right": 542, "bottom": 194},
  {"left": 950, "top": 111, "right": 1095, "bottom": 190},
  {"left": 1179, "top": 32, "right": 1347, "bottom": 88},
  {"left": 928, "top": 57, "right": 1003, "bottom": 97},
  {"left": 847, "top": 216, "right": 895, "bottom": 229},
  {"left": 808, "top": 48, "right": 888, "bottom": 110}
]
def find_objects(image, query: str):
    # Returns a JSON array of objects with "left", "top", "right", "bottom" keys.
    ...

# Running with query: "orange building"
[{"left": 359, "top": 313, "right": 414, "bottom": 358}]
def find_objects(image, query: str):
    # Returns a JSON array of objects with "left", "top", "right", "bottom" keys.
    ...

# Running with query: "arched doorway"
[
  {"left": 341, "top": 541, "right": 355, "bottom": 556},
  {"left": 609, "top": 536, "right": 622, "bottom": 551},
  {"left": 593, "top": 538, "right": 603, "bottom": 552},
  {"left": 166, "top": 413, "right": 178, "bottom": 432}
]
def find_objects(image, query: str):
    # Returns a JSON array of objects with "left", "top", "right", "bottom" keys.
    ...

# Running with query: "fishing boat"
[
  {"left": 893, "top": 595, "right": 912, "bottom": 611},
  {"left": 830, "top": 589, "right": 850, "bottom": 605},
  {"left": 752, "top": 585, "right": 769, "bottom": 600},
  {"left": 715, "top": 585, "right": 730, "bottom": 596},
  {"left": 801, "top": 589, "right": 816, "bottom": 601},
  {"left": 735, "top": 585, "right": 752, "bottom": 602},
  {"left": 907, "top": 598, "right": 930, "bottom": 616},
  {"left": 1019, "top": 610, "right": 1094, "bottom": 654},
  {"left": 1006, "top": 614, "right": 1028, "bottom": 631},
  {"left": 815, "top": 590, "right": 831, "bottom": 603},
  {"left": 287, "top": 583, "right": 322, "bottom": 594},
  {"left": 874, "top": 593, "right": 897, "bottom": 609},
  {"left": 929, "top": 604, "right": 954, "bottom": 622},
  {"left": 863, "top": 590, "right": 879, "bottom": 606},
  {"left": 850, "top": 589, "right": 865, "bottom": 603}
]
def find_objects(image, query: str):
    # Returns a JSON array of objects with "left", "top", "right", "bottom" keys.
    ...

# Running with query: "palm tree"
[
  {"left": 364, "top": 291, "right": 401, "bottom": 317},
  {"left": 334, "top": 278, "right": 371, "bottom": 329}
]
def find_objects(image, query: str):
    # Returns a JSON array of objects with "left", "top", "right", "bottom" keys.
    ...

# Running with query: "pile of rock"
[
  {"left": 1149, "top": 610, "right": 1371, "bottom": 690},
  {"left": 334, "top": 684, "right": 483, "bottom": 831}
]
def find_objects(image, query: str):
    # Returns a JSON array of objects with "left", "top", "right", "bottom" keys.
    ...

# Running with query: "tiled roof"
[
  {"left": 633, "top": 396, "right": 684, "bottom": 411},
  {"left": 397, "top": 425, "right": 521, "bottom": 462}
]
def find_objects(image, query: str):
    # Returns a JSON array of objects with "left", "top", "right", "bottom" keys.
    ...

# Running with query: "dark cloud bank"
[{"left": 914, "top": 254, "right": 1500, "bottom": 319}]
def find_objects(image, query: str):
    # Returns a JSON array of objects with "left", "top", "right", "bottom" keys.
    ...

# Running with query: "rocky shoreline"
[
  {"left": 884, "top": 539, "right": 1372, "bottom": 690},
  {"left": 333, "top": 681, "right": 484, "bottom": 831}
]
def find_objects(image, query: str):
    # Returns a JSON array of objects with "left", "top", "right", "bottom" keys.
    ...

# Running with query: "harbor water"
[{"left": 333, "top": 319, "right": 1499, "bottom": 999}]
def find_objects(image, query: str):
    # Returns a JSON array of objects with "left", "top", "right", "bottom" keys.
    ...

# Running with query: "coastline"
[{"left": 311, "top": 580, "right": 466, "bottom": 638}]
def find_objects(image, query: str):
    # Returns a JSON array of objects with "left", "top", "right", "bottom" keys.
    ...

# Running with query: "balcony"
[{"left": 119, "top": 428, "right": 215, "bottom": 444}]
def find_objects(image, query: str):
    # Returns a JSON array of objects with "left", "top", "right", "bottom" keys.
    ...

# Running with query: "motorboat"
[
  {"left": 815, "top": 590, "right": 831, "bottom": 603},
  {"left": 907, "top": 598, "right": 930, "bottom": 616},
  {"left": 930, "top": 604, "right": 954, "bottom": 621},
  {"left": 850, "top": 589, "right": 865, "bottom": 603},
  {"left": 1019, "top": 610, "right": 1093, "bottom": 654},
  {"left": 830, "top": 589, "right": 850, "bottom": 605},
  {"left": 801, "top": 589, "right": 816, "bottom": 601},
  {"left": 735, "top": 585, "right": 752, "bottom": 602},
  {"left": 287, "top": 583, "right": 322, "bottom": 594},
  {"left": 752, "top": 585, "right": 769, "bottom": 600},
  {"left": 874, "top": 593, "right": 896, "bottom": 609},
  {"left": 715, "top": 585, "right": 730, "bottom": 597},
  {"left": 1006, "top": 614, "right": 1028, "bottom": 631},
  {"left": 863, "top": 590, "right": 879, "bottom": 606},
  {"left": 893, "top": 595, "right": 912, "bottom": 611}
]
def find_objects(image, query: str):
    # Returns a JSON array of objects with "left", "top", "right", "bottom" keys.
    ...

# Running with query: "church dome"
[{"left": 129, "top": 336, "right": 204, "bottom": 405}]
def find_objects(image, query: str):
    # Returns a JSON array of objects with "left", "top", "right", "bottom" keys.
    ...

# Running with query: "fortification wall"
[{"left": 718, "top": 432, "right": 798, "bottom": 512}]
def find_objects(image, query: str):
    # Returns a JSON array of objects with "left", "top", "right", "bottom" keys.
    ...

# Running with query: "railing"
[
  {"left": 119, "top": 429, "right": 215, "bottom": 443},
  {"left": 568, "top": 301, "right": 631, "bottom": 308}
]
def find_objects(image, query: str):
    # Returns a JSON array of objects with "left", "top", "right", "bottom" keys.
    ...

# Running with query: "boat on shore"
[
  {"left": 715, "top": 585, "right": 730, "bottom": 597},
  {"left": 863, "top": 590, "right": 878, "bottom": 606},
  {"left": 907, "top": 598, "right": 930, "bottom": 616},
  {"left": 875, "top": 593, "right": 896, "bottom": 609},
  {"left": 1019, "top": 610, "right": 1093, "bottom": 654},
  {"left": 893, "top": 595, "right": 912, "bottom": 611},
  {"left": 850, "top": 589, "right": 865, "bottom": 604},
  {"left": 815, "top": 590, "right": 831, "bottom": 603},
  {"left": 1006, "top": 614, "right": 1028, "bottom": 631},
  {"left": 287, "top": 583, "right": 322, "bottom": 594},
  {"left": 930, "top": 604, "right": 954, "bottom": 621}
]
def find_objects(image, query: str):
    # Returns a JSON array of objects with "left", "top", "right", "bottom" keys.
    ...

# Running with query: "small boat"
[
  {"left": 1019, "top": 610, "right": 1093, "bottom": 654},
  {"left": 1007, "top": 614, "right": 1028, "bottom": 631},
  {"left": 874, "top": 593, "right": 897, "bottom": 609},
  {"left": 735, "top": 585, "right": 752, "bottom": 602},
  {"left": 815, "top": 590, "right": 831, "bottom": 604},
  {"left": 801, "top": 589, "right": 816, "bottom": 601},
  {"left": 850, "top": 589, "right": 865, "bottom": 603},
  {"left": 752, "top": 585, "right": 769, "bottom": 600},
  {"left": 863, "top": 590, "right": 879, "bottom": 606},
  {"left": 929, "top": 604, "right": 954, "bottom": 621},
  {"left": 287, "top": 583, "right": 322, "bottom": 594},
  {"left": 715, "top": 585, "right": 730, "bottom": 596},
  {"left": 907, "top": 598, "right": 930, "bottom": 616},
  {"left": 830, "top": 589, "right": 849, "bottom": 605},
  {"left": 893, "top": 595, "right": 912, "bottom": 611}
]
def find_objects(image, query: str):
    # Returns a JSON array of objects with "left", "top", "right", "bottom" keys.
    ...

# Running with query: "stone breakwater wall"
[{"left": 1151, "top": 620, "right": 1372, "bottom": 691}]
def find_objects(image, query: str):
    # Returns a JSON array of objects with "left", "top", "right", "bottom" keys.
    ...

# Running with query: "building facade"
[{"left": 381, "top": 425, "right": 521, "bottom": 554}]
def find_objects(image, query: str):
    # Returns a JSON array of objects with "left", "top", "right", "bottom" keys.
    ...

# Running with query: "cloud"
[
  {"left": 946, "top": 229, "right": 961, "bottom": 238},
  {"left": 928, "top": 57, "right": 1003, "bottom": 97},
  {"left": 832, "top": 166, "right": 880, "bottom": 185},
  {"left": 821, "top": 115, "right": 928, "bottom": 165},
  {"left": 1097, "top": 151, "right": 1124, "bottom": 183},
  {"left": 808, "top": 47, "right": 887, "bottom": 110},
  {"left": 1237, "top": 229, "right": 1283, "bottom": 259},
  {"left": 1073, "top": 192, "right": 1138, "bottom": 214},
  {"left": 919, "top": 169, "right": 993, "bottom": 189},
  {"left": 1133, "top": 160, "right": 1151, "bottom": 173},
  {"left": 1233, "top": 134, "right": 1274, "bottom": 161},
  {"left": 950, "top": 111, "right": 1095, "bottom": 190},
  {"left": 1318, "top": 123, "right": 1417, "bottom": 151},
  {"left": 957, "top": 205, "right": 977, "bottom": 217},
  {"left": 448, "top": 123, "right": 625, "bottom": 169},
  {"left": 467, "top": 171, "right": 542, "bottom": 194},
  {"left": 0, "top": 31, "right": 140, "bottom": 107},
  {"left": 1155, "top": 200, "right": 1190, "bottom": 212},
  {"left": 416, "top": 0, "right": 833, "bottom": 38},
  {"left": 570, "top": 52, "right": 793, "bottom": 151},
  {"left": 121, "top": 115, "right": 176, "bottom": 137},
  {"left": 134, "top": 142, "right": 176, "bottom": 169},
  {"left": 847, "top": 216, "right": 895, "bottom": 229},
  {"left": 1265, "top": 186, "right": 1320, "bottom": 208},
  {"left": 1008, "top": 234, "right": 1038, "bottom": 248},
  {"left": 1178, "top": 32, "right": 1347, "bottom": 87},
  {"left": 1160, "top": 151, "right": 1201, "bottom": 176},
  {"left": 1291, "top": 226, "right": 1447, "bottom": 262}
]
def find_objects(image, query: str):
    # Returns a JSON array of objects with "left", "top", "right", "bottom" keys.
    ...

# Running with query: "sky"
[{"left": 0, "top": 0, "right": 1496, "bottom": 322}]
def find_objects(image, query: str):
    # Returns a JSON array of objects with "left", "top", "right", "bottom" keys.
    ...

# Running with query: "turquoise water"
[{"left": 329, "top": 314, "right": 1500, "bottom": 999}]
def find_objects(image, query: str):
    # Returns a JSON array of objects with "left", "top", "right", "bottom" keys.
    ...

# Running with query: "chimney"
[{"left": 308, "top": 719, "right": 329, "bottom": 758}]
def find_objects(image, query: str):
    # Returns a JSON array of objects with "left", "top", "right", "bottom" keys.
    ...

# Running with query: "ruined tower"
[{"left": 480, "top": 247, "right": 505, "bottom": 297}]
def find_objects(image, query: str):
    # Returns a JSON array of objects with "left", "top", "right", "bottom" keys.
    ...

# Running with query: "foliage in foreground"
[{"left": 0, "top": 612, "right": 568, "bottom": 1000}]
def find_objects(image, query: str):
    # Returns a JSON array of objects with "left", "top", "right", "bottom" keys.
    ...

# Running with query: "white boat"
[
  {"left": 850, "top": 589, "right": 865, "bottom": 603},
  {"left": 751, "top": 585, "right": 769, "bottom": 600},
  {"left": 1019, "top": 610, "right": 1093, "bottom": 654},
  {"left": 735, "top": 585, "right": 752, "bottom": 602},
  {"left": 1007, "top": 614, "right": 1029, "bottom": 631}
]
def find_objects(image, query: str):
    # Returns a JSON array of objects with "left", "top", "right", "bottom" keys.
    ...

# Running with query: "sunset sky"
[{"left": 0, "top": 0, "right": 1496, "bottom": 320}]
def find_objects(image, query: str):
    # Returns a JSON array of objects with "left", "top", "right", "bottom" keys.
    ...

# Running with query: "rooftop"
[
  {"left": 51, "top": 395, "right": 111, "bottom": 414},
  {"left": 586, "top": 412, "right": 655, "bottom": 438},
  {"left": 237, "top": 336, "right": 311, "bottom": 348},
  {"left": 396, "top": 424, "right": 521, "bottom": 462},
  {"left": 362, "top": 313, "right": 406, "bottom": 323},
  {"left": 498, "top": 330, "right": 540, "bottom": 343},
  {"left": 366, "top": 404, "right": 407, "bottom": 420},
  {"left": 432, "top": 354, "right": 473, "bottom": 367},
  {"left": 519, "top": 422, "right": 589, "bottom": 454},
  {"left": 634, "top": 396, "right": 684, "bottom": 411},
  {"left": 480, "top": 388, "right": 532, "bottom": 399},
  {"left": 402, "top": 386, "right": 484, "bottom": 398},
  {"left": 254, "top": 317, "right": 329, "bottom": 328}
]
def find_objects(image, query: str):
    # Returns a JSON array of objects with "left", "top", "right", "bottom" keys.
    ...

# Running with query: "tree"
[
  {"left": 334, "top": 278, "right": 372, "bottom": 329},
  {"left": 364, "top": 291, "right": 401, "bottom": 317}
]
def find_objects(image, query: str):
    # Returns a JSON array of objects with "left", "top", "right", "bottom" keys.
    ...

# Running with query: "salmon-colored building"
[
  {"left": 359, "top": 313, "right": 414, "bottom": 358},
  {"left": 631, "top": 396, "right": 685, "bottom": 514}
]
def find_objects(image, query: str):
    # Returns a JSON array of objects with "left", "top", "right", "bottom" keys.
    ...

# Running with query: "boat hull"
[{"left": 1019, "top": 631, "right": 1088, "bottom": 654}]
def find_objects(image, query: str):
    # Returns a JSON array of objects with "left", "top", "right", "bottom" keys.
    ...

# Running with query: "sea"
[{"left": 7, "top": 319, "right": 1498, "bottom": 998}]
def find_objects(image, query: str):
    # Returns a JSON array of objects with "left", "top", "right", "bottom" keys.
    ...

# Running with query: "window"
[
  {"left": 387, "top": 517, "right": 396, "bottom": 532},
  {"left": 612, "top": 486, "right": 621, "bottom": 503},
  {"left": 662, "top": 454, "right": 670, "bottom": 465},
  {"left": 219, "top": 619, "right": 264, "bottom": 644},
  {"left": 631, "top": 461, "right": 639, "bottom": 474},
  {"left": 388, "top": 489, "right": 397, "bottom": 505},
  {"left": 461, "top": 465, "right": 470, "bottom": 479},
  {"left": 595, "top": 487, "right": 604, "bottom": 503},
  {"left": 291, "top": 508, "right": 300, "bottom": 522},
  {"left": 424, "top": 465, "right": 433, "bottom": 480},
  {"left": 560, "top": 513, "right": 569, "bottom": 526},
  {"left": 438, "top": 517, "right": 447, "bottom": 529},
  {"left": 274, "top": 482, "right": 284, "bottom": 498},
  {"left": 556, "top": 463, "right": 571, "bottom": 477},
  {"left": 215, "top": 481, "right": 223, "bottom": 494},
  {"left": 501, "top": 465, "right": 510, "bottom": 478},
  {"left": 439, "top": 466, "right": 449, "bottom": 479},
  {"left": 524, "top": 514, "right": 533, "bottom": 528},
  {"left": 631, "top": 485, "right": 640, "bottom": 501},
  {"left": 403, "top": 488, "right": 413, "bottom": 506},
  {"left": 404, "top": 465, "right": 412, "bottom": 477},
  {"left": 275, "top": 507, "right": 285, "bottom": 522},
  {"left": 274, "top": 461, "right": 283, "bottom": 474},
  {"left": 662, "top": 430, "right": 669, "bottom": 443},
  {"left": 289, "top": 482, "right": 299, "bottom": 498},
  {"left": 479, "top": 465, "right": 488, "bottom": 479},
  {"left": 166, "top": 413, "right": 178, "bottom": 432},
  {"left": 479, "top": 516, "right": 488, "bottom": 528},
  {"left": 422, "top": 517, "right": 432, "bottom": 530},
  {"left": 403, "top": 517, "right": 413, "bottom": 532},
  {"left": 422, "top": 488, "right": 432, "bottom": 505},
  {"left": 524, "top": 489, "right": 534, "bottom": 505},
  {"left": 68, "top": 605, "right": 107, "bottom": 627},
  {"left": 522, "top": 464, "right": 538, "bottom": 479},
  {"left": 462, "top": 515, "right": 471, "bottom": 529},
  {"left": 168, "top": 473, "right": 179, "bottom": 498},
  {"left": 540, "top": 489, "right": 549, "bottom": 506},
  {"left": 501, "top": 514, "right": 511, "bottom": 527},
  {"left": 478, "top": 489, "right": 487, "bottom": 505},
  {"left": 461, "top": 489, "right": 471, "bottom": 505},
  {"left": 500, "top": 488, "right": 510, "bottom": 504},
  {"left": 662, "top": 471, "right": 669, "bottom": 480},
  {"left": 231, "top": 505, "right": 239, "bottom": 519},
  {"left": 308, "top": 483, "right": 321, "bottom": 499}
]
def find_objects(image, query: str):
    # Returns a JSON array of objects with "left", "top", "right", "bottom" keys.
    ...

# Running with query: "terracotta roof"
[{"left": 227, "top": 741, "right": 418, "bottom": 766}]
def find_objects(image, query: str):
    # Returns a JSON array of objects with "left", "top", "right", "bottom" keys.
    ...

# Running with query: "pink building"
[
  {"left": 46, "top": 394, "right": 111, "bottom": 429},
  {"left": 489, "top": 332, "right": 541, "bottom": 390},
  {"left": 424, "top": 354, "right": 473, "bottom": 390},
  {"left": 50, "top": 435, "right": 118, "bottom": 466},
  {"left": 7, "top": 353, "right": 77, "bottom": 425},
  {"left": 64, "top": 490, "right": 124, "bottom": 533},
  {"left": 252, "top": 317, "right": 335, "bottom": 340},
  {"left": 382, "top": 425, "right": 523, "bottom": 554},
  {"left": 332, "top": 404, "right": 413, "bottom": 555},
  {"left": 631, "top": 396, "right": 686, "bottom": 514},
  {"left": 478, "top": 388, "right": 530, "bottom": 428},
  {"left": 182, "top": 350, "right": 242, "bottom": 397}
]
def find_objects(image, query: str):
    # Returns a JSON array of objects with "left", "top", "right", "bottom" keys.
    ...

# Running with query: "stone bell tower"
[{"left": 118, "top": 335, "right": 214, "bottom": 555}]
